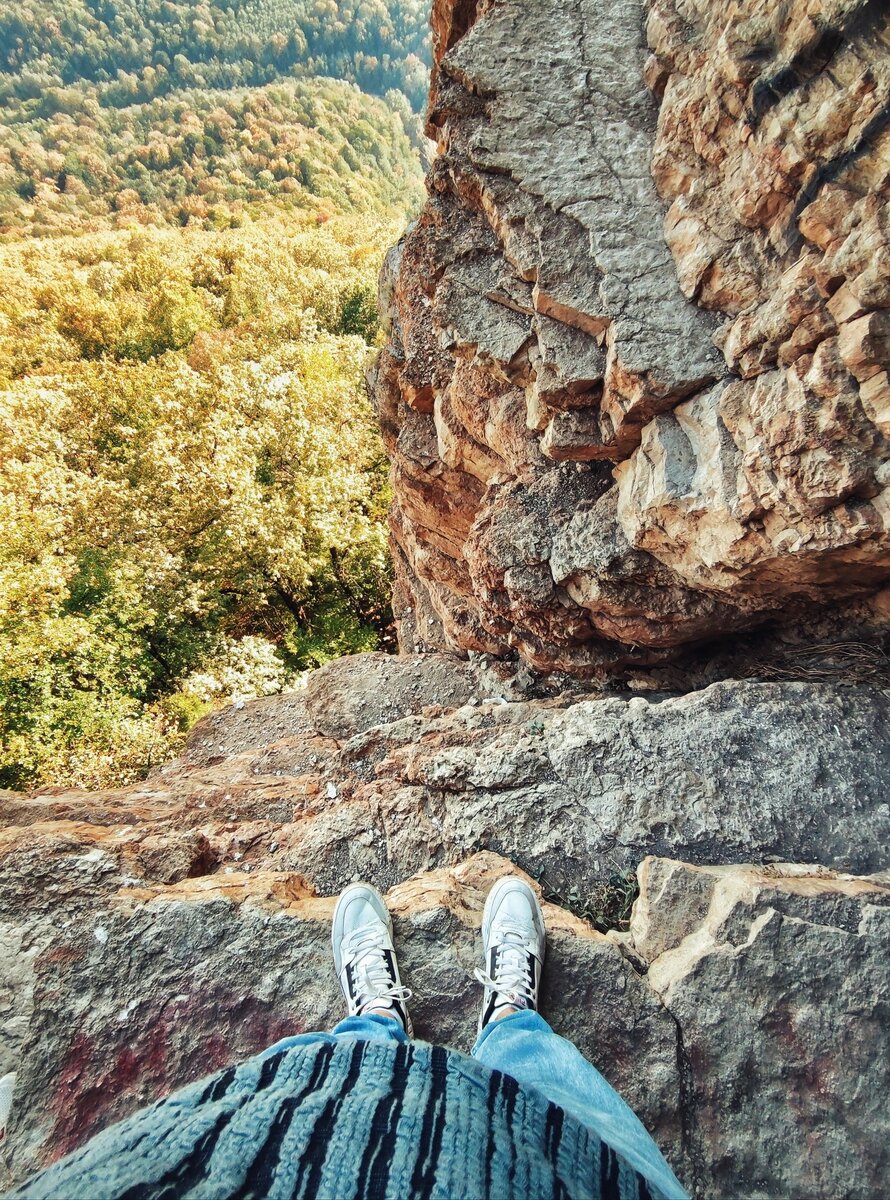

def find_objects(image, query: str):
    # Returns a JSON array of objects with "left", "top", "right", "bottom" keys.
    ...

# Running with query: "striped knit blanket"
[{"left": 10, "top": 1037, "right": 672, "bottom": 1199}]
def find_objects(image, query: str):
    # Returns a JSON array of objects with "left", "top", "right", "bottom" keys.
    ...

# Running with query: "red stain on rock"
[
  {"left": 47, "top": 989, "right": 306, "bottom": 1165},
  {"left": 200, "top": 1031, "right": 233, "bottom": 1075},
  {"left": 41, "top": 945, "right": 85, "bottom": 967},
  {"left": 114, "top": 1046, "right": 144, "bottom": 1090},
  {"left": 48, "top": 1032, "right": 104, "bottom": 1163}
]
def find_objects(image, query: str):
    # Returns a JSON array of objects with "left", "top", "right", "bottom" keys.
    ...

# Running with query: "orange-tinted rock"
[{"left": 373, "top": 0, "right": 890, "bottom": 673}]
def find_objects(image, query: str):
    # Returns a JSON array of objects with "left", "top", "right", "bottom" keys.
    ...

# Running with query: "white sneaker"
[
  {"left": 474, "top": 875, "right": 546, "bottom": 1032},
  {"left": 332, "top": 883, "right": 413, "bottom": 1035}
]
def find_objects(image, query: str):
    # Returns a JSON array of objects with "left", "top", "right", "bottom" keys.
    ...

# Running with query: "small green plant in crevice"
[{"left": 533, "top": 864, "right": 641, "bottom": 933}]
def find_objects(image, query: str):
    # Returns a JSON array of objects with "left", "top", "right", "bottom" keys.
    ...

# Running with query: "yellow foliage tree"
[{"left": 0, "top": 214, "right": 398, "bottom": 789}]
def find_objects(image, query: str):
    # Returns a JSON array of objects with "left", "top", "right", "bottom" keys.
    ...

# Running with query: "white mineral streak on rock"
[{"left": 0, "top": 1072, "right": 16, "bottom": 1142}]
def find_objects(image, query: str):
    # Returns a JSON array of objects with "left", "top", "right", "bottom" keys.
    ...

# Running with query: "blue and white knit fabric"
[{"left": 11, "top": 1038, "right": 677, "bottom": 1199}]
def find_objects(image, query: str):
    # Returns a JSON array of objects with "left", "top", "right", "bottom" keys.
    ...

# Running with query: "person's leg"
[
  {"left": 473, "top": 875, "right": 688, "bottom": 1200},
  {"left": 263, "top": 881, "right": 413, "bottom": 1060},
  {"left": 472, "top": 1010, "right": 686, "bottom": 1199},
  {"left": 261, "top": 1011, "right": 407, "bottom": 1060}
]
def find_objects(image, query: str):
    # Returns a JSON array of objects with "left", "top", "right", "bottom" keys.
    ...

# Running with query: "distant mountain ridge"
[
  {"left": 0, "top": 0, "right": 430, "bottom": 113},
  {"left": 0, "top": 0, "right": 430, "bottom": 236}
]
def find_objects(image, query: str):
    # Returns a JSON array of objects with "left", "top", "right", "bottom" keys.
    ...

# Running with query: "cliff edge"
[
  {"left": 372, "top": 0, "right": 890, "bottom": 674},
  {"left": 2, "top": 1, "right": 890, "bottom": 1196}
]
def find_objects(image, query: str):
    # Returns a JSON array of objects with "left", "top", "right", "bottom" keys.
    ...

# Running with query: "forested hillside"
[
  {"left": 1, "top": 0, "right": 429, "bottom": 110},
  {"left": 0, "top": 3, "right": 429, "bottom": 788},
  {"left": 1, "top": 0, "right": 429, "bottom": 236},
  {"left": 1, "top": 80, "right": 423, "bottom": 235}
]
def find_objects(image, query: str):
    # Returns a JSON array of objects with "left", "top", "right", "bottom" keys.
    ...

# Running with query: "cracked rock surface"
[
  {"left": 2, "top": 654, "right": 889, "bottom": 1196},
  {"left": 3, "top": 2, "right": 889, "bottom": 1197},
  {"left": 373, "top": 0, "right": 890, "bottom": 671}
]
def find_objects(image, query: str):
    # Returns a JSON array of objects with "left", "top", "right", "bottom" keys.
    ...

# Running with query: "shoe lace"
[
  {"left": 473, "top": 924, "right": 536, "bottom": 1009},
  {"left": 343, "top": 922, "right": 412, "bottom": 1015}
]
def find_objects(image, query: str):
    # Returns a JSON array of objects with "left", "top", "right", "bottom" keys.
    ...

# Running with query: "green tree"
[{"left": 0, "top": 215, "right": 400, "bottom": 788}]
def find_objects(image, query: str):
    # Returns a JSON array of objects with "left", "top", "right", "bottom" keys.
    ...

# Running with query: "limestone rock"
[
  {"left": 3, "top": 827, "right": 887, "bottom": 1198},
  {"left": 374, "top": 0, "right": 890, "bottom": 673},
  {"left": 5, "top": 679, "right": 887, "bottom": 902},
  {"left": 628, "top": 858, "right": 890, "bottom": 1199},
  {"left": 179, "top": 652, "right": 475, "bottom": 765},
  {"left": 0, "top": 852, "right": 682, "bottom": 1188},
  {"left": 1, "top": 653, "right": 888, "bottom": 1195},
  {"left": 178, "top": 652, "right": 538, "bottom": 767}
]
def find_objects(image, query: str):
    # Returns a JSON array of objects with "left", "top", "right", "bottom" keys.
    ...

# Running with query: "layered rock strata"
[
  {"left": 373, "top": 0, "right": 890, "bottom": 672},
  {"left": 3, "top": 3, "right": 890, "bottom": 1197},
  {"left": 2, "top": 657, "right": 889, "bottom": 1196}
]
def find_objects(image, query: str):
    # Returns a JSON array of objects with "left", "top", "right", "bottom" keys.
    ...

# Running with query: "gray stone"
[
  {"left": 629, "top": 858, "right": 890, "bottom": 1199},
  {"left": 178, "top": 652, "right": 494, "bottom": 764},
  {"left": 4, "top": 842, "right": 887, "bottom": 1198},
  {"left": 375, "top": 0, "right": 890, "bottom": 668},
  {"left": 0, "top": 855, "right": 684, "bottom": 1188}
]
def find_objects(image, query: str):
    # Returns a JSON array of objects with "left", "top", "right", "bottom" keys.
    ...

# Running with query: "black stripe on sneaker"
[
  {"left": 382, "top": 949, "right": 398, "bottom": 984},
  {"left": 481, "top": 947, "right": 500, "bottom": 1026},
  {"left": 482, "top": 991, "right": 499, "bottom": 1028},
  {"left": 528, "top": 953, "right": 539, "bottom": 1012},
  {"left": 344, "top": 961, "right": 357, "bottom": 1008}
]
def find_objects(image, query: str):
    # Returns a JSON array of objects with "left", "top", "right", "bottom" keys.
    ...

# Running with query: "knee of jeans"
[
  {"left": 332, "top": 1014, "right": 409, "bottom": 1042},
  {"left": 471, "top": 1009, "right": 551, "bottom": 1056}
]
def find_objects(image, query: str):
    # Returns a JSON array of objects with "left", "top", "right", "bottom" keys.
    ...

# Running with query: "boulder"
[
  {"left": 628, "top": 858, "right": 890, "bottom": 1199},
  {"left": 373, "top": 0, "right": 890, "bottom": 672},
  {"left": 3, "top": 838, "right": 887, "bottom": 1199}
]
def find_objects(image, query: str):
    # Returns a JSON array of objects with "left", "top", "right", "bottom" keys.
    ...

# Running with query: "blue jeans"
[{"left": 264, "top": 1011, "right": 687, "bottom": 1199}]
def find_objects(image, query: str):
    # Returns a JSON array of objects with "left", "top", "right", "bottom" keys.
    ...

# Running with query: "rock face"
[
  {"left": 2, "top": 657, "right": 889, "bottom": 1196},
  {"left": 2, "top": 3, "right": 889, "bottom": 1198},
  {"left": 627, "top": 858, "right": 890, "bottom": 1199},
  {"left": 6, "top": 668, "right": 889, "bottom": 895},
  {"left": 372, "top": 0, "right": 890, "bottom": 672}
]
